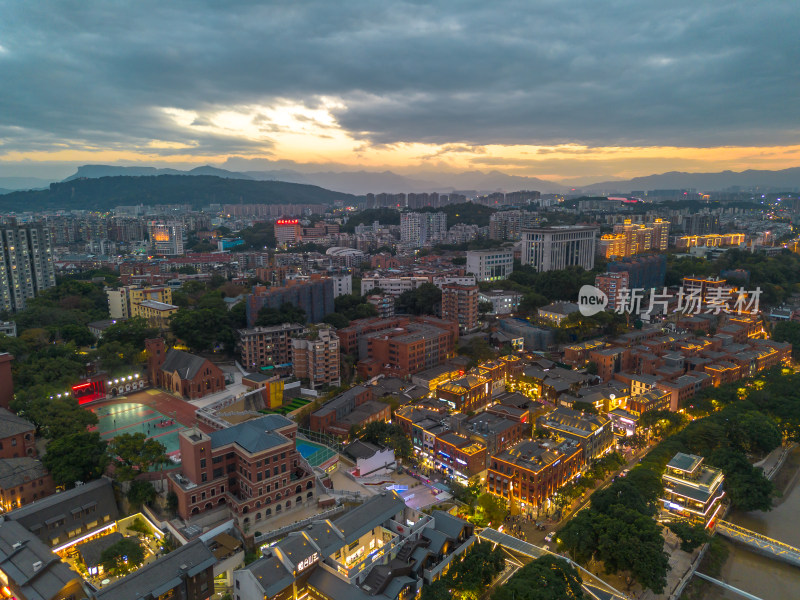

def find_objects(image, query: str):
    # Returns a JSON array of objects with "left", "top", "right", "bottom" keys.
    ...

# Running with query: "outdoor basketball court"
[{"left": 85, "top": 389, "right": 206, "bottom": 459}]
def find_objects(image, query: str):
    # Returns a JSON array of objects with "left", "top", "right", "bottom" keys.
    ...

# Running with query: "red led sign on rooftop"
[{"left": 276, "top": 219, "right": 300, "bottom": 225}]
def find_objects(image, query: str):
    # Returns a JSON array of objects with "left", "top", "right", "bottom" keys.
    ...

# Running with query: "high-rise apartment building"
[
  {"left": 245, "top": 280, "right": 335, "bottom": 327},
  {"left": 595, "top": 271, "right": 630, "bottom": 311},
  {"left": 599, "top": 218, "right": 670, "bottom": 259},
  {"left": 521, "top": 226, "right": 597, "bottom": 272},
  {"left": 0, "top": 224, "right": 56, "bottom": 313},
  {"left": 466, "top": 249, "right": 514, "bottom": 282},
  {"left": 292, "top": 327, "right": 341, "bottom": 389},
  {"left": 489, "top": 210, "right": 541, "bottom": 240},
  {"left": 147, "top": 220, "right": 185, "bottom": 256},
  {"left": 441, "top": 284, "right": 479, "bottom": 332},
  {"left": 400, "top": 212, "right": 447, "bottom": 246},
  {"left": 238, "top": 323, "right": 307, "bottom": 369}
]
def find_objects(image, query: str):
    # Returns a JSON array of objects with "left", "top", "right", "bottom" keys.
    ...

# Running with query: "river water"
[{"left": 703, "top": 447, "right": 800, "bottom": 600}]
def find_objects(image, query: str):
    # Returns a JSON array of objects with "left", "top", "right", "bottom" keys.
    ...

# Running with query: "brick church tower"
[{"left": 144, "top": 338, "right": 166, "bottom": 388}]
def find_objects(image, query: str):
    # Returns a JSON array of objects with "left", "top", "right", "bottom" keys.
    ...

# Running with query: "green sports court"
[{"left": 89, "top": 400, "right": 184, "bottom": 457}]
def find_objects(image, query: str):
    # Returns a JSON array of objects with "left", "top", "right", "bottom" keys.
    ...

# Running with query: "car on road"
[
  {"left": 544, "top": 531, "right": 556, "bottom": 542},
  {"left": 621, "top": 468, "right": 630, "bottom": 477}
]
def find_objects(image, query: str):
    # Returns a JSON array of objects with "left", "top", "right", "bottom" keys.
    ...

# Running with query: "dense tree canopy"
[
  {"left": 396, "top": 283, "right": 442, "bottom": 316},
  {"left": 254, "top": 302, "right": 307, "bottom": 327},
  {"left": 358, "top": 421, "right": 412, "bottom": 459},
  {"left": 422, "top": 541, "right": 505, "bottom": 600},
  {"left": 100, "top": 538, "right": 145, "bottom": 576},
  {"left": 43, "top": 432, "right": 109, "bottom": 488},
  {"left": 492, "top": 555, "right": 585, "bottom": 600},
  {"left": 109, "top": 433, "right": 168, "bottom": 481}
]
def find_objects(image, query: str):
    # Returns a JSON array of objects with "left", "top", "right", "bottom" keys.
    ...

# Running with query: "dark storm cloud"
[{"left": 0, "top": 0, "right": 798, "bottom": 156}]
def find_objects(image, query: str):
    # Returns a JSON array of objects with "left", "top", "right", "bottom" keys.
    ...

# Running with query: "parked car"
[{"left": 544, "top": 531, "right": 556, "bottom": 542}]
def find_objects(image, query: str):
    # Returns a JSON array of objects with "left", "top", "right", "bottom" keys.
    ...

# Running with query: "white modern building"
[
  {"left": 521, "top": 226, "right": 597, "bottom": 272},
  {"left": 466, "top": 249, "right": 514, "bottom": 282},
  {"left": 432, "top": 275, "right": 477, "bottom": 289},
  {"left": 361, "top": 276, "right": 429, "bottom": 295},
  {"left": 331, "top": 273, "right": 353, "bottom": 297},
  {"left": 326, "top": 246, "right": 367, "bottom": 268},
  {"left": 478, "top": 290, "right": 523, "bottom": 315}
]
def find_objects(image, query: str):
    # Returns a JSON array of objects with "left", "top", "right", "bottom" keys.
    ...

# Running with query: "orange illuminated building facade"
[
  {"left": 599, "top": 219, "right": 670, "bottom": 259},
  {"left": 487, "top": 438, "right": 583, "bottom": 512},
  {"left": 675, "top": 233, "right": 745, "bottom": 249}
]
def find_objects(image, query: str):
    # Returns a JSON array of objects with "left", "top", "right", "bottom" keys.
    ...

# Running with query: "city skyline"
[{"left": 1, "top": 1, "right": 799, "bottom": 182}]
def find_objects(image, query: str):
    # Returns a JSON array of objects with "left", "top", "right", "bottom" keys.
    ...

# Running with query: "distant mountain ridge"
[
  {"left": 0, "top": 175, "right": 355, "bottom": 212},
  {"left": 2, "top": 163, "right": 799, "bottom": 198},
  {"left": 579, "top": 167, "right": 800, "bottom": 194},
  {"left": 64, "top": 164, "right": 255, "bottom": 181}
]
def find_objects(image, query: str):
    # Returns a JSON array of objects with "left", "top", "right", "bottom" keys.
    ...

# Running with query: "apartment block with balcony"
[
  {"left": 238, "top": 323, "right": 307, "bottom": 370},
  {"left": 441, "top": 284, "right": 479, "bottom": 332},
  {"left": 292, "top": 327, "right": 341, "bottom": 389}
]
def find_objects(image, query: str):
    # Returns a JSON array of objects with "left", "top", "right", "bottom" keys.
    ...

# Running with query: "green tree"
[
  {"left": 170, "top": 307, "right": 236, "bottom": 352},
  {"left": 43, "top": 432, "right": 108, "bottom": 487},
  {"left": 109, "top": 433, "right": 168, "bottom": 481},
  {"left": 322, "top": 312, "right": 351, "bottom": 329},
  {"left": 100, "top": 538, "right": 145, "bottom": 576},
  {"left": 396, "top": 283, "right": 442, "bottom": 316},
  {"left": 476, "top": 493, "right": 507, "bottom": 526},
  {"left": 166, "top": 491, "right": 179, "bottom": 515},
  {"left": 23, "top": 396, "right": 98, "bottom": 439},
  {"left": 359, "top": 421, "right": 412, "bottom": 459},
  {"left": 772, "top": 321, "right": 800, "bottom": 359},
  {"left": 127, "top": 480, "right": 157, "bottom": 508},
  {"left": 59, "top": 324, "right": 94, "bottom": 346},
  {"left": 100, "top": 317, "right": 158, "bottom": 348},
  {"left": 478, "top": 301, "right": 494, "bottom": 317},
  {"left": 492, "top": 555, "right": 584, "bottom": 600},
  {"left": 254, "top": 302, "right": 307, "bottom": 326},
  {"left": 667, "top": 521, "right": 710, "bottom": 552}
]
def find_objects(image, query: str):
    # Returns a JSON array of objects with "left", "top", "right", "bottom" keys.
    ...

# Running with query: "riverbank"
[{"left": 701, "top": 445, "right": 800, "bottom": 600}]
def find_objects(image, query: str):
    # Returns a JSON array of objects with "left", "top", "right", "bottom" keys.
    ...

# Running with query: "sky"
[{"left": 1, "top": 0, "right": 799, "bottom": 182}]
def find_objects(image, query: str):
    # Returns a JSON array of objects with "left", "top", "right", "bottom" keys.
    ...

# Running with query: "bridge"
[
  {"left": 477, "top": 528, "right": 631, "bottom": 600},
  {"left": 715, "top": 520, "right": 800, "bottom": 568},
  {"left": 693, "top": 572, "right": 764, "bottom": 600}
]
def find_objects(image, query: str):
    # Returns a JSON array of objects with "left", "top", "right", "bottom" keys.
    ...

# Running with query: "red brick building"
[
  {"left": 146, "top": 338, "right": 225, "bottom": 399},
  {"left": 354, "top": 317, "right": 460, "bottom": 379},
  {"left": 168, "top": 415, "right": 316, "bottom": 532},
  {"left": 486, "top": 438, "right": 583, "bottom": 512},
  {"left": 589, "top": 346, "right": 633, "bottom": 382},
  {"left": 441, "top": 284, "right": 479, "bottom": 332},
  {"left": 437, "top": 374, "right": 492, "bottom": 412},
  {"left": 0, "top": 458, "right": 56, "bottom": 512},
  {"left": 0, "top": 408, "right": 36, "bottom": 459},
  {"left": 337, "top": 316, "right": 458, "bottom": 356},
  {"left": 0, "top": 353, "right": 13, "bottom": 410},
  {"left": 309, "top": 386, "right": 390, "bottom": 437}
]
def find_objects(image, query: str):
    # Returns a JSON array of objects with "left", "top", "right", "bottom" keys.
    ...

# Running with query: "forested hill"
[{"left": 0, "top": 174, "right": 357, "bottom": 212}]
